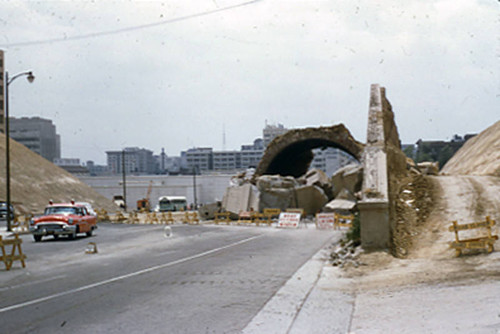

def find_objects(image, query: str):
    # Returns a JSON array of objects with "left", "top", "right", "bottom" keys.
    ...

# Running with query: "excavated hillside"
[
  {"left": 441, "top": 120, "right": 500, "bottom": 176},
  {"left": 0, "top": 133, "right": 116, "bottom": 215}
]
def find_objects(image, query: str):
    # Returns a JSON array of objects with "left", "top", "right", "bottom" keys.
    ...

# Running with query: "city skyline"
[{"left": 1, "top": 1, "right": 497, "bottom": 164}]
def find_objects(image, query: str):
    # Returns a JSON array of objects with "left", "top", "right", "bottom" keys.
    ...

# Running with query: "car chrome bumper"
[{"left": 30, "top": 223, "right": 77, "bottom": 236}]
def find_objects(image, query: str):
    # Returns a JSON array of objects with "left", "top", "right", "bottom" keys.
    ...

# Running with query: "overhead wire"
[{"left": 0, "top": 0, "right": 262, "bottom": 48}]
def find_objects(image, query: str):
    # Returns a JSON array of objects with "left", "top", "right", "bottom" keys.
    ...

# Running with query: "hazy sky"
[{"left": 1, "top": 0, "right": 498, "bottom": 164}]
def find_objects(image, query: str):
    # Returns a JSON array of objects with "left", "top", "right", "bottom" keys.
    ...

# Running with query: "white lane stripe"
[{"left": 0, "top": 235, "right": 261, "bottom": 313}]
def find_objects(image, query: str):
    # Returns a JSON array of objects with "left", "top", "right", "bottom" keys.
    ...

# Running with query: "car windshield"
[{"left": 44, "top": 206, "right": 79, "bottom": 215}]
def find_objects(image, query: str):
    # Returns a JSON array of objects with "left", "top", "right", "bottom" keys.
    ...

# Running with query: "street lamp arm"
[{"left": 7, "top": 71, "right": 35, "bottom": 85}]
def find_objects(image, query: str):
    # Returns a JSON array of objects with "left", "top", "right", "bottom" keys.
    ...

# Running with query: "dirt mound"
[
  {"left": 441, "top": 120, "right": 500, "bottom": 176},
  {"left": 0, "top": 133, "right": 116, "bottom": 215}
]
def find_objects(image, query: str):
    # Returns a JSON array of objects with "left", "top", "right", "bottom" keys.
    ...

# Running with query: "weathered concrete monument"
[{"left": 358, "top": 84, "right": 408, "bottom": 249}]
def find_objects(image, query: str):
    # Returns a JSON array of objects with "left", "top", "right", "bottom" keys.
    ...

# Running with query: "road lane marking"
[{"left": 0, "top": 235, "right": 261, "bottom": 313}]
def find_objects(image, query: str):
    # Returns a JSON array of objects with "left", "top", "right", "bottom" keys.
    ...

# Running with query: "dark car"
[{"left": 0, "top": 202, "right": 15, "bottom": 220}]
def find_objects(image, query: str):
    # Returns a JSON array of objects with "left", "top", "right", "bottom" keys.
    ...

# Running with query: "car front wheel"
[{"left": 34, "top": 235, "right": 42, "bottom": 242}]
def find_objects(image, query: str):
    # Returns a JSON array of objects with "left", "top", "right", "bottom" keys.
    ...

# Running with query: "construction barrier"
[
  {"left": 238, "top": 211, "right": 254, "bottom": 225},
  {"left": 128, "top": 211, "right": 140, "bottom": 224},
  {"left": 335, "top": 214, "right": 354, "bottom": 229},
  {"left": 263, "top": 208, "right": 281, "bottom": 218},
  {"left": 316, "top": 213, "right": 336, "bottom": 230},
  {"left": 0, "top": 235, "right": 27, "bottom": 271},
  {"left": 146, "top": 212, "right": 159, "bottom": 224},
  {"left": 184, "top": 212, "right": 200, "bottom": 224},
  {"left": 449, "top": 216, "right": 498, "bottom": 256},
  {"left": 252, "top": 213, "right": 272, "bottom": 226},
  {"left": 11, "top": 215, "right": 31, "bottom": 234},
  {"left": 286, "top": 208, "right": 304, "bottom": 217},
  {"left": 159, "top": 212, "right": 174, "bottom": 225},
  {"left": 96, "top": 209, "right": 109, "bottom": 222},
  {"left": 214, "top": 212, "right": 231, "bottom": 225},
  {"left": 114, "top": 211, "right": 127, "bottom": 222},
  {"left": 278, "top": 212, "right": 301, "bottom": 228}
]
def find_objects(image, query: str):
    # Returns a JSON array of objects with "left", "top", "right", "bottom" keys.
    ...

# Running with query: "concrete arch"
[{"left": 255, "top": 124, "right": 364, "bottom": 178}]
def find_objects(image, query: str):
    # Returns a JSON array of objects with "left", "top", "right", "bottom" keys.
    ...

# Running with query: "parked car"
[
  {"left": 0, "top": 201, "right": 15, "bottom": 220},
  {"left": 29, "top": 201, "right": 97, "bottom": 242}
]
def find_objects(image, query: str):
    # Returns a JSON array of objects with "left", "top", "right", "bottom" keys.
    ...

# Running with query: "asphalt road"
[{"left": 0, "top": 223, "right": 337, "bottom": 334}]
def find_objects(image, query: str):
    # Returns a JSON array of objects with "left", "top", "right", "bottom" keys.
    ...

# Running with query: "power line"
[{"left": 0, "top": 0, "right": 262, "bottom": 48}]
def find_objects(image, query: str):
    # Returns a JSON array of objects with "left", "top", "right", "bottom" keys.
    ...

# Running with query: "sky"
[{"left": 1, "top": 0, "right": 498, "bottom": 165}]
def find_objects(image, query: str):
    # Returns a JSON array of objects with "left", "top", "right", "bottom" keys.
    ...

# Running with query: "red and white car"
[{"left": 30, "top": 201, "right": 98, "bottom": 242}]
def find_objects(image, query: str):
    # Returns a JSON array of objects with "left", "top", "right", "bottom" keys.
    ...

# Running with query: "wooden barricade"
[
  {"left": 238, "top": 211, "right": 254, "bottom": 225},
  {"left": 214, "top": 212, "right": 231, "bottom": 225},
  {"left": 146, "top": 212, "right": 159, "bottom": 224},
  {"left": 335, "top": 214, "right": 354, "bottom": 229},
  {"left": 449, "top": 216, "right": 498, "bottom": 256},
  {"left": 0, "top": 235, "right": 27, "bottom": 271},
  {"left": 127, "top": 211, "right": 140, "bottom": 224},
  {"left": 96, "top": 209, "right": 109, "bottom": 222},
  {"left": 114, "top": 211, "right": 127, "bottom": 223},
  {"left": 252, "top": 213, "right": 271, "bottom": 226},
  {"left": 184, "top": 212, "right": 200, "bottom": 225},
  {"left": 159, "top": 212, "right": 175, "bottom": 225}
]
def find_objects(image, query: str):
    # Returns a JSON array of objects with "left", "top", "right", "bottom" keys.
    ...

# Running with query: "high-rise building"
[
  {"left": 311, "top": 147, "right": 358, "bottom": 176},
  {"left": 263, "top": 123, "right": 288, "bottom": 147},
  {"left": 106, "top": 147, "right": 157, "bottom": 175},
  {"left": 9, "top": 116, "right": 61, "bottom": 162},
  {"left": 212, "top": 151, "right": 241, "bottom": 170},
  {"left": 240, "top": 138, "right": 264, "bottom": 169},
  {"left": 183, "top": 147, "right": 213, "bottom": 172}
]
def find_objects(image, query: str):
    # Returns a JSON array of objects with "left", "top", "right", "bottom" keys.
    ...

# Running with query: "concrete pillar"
[{"left": 359, "top": 84, "right": 391, "bottom": 250}]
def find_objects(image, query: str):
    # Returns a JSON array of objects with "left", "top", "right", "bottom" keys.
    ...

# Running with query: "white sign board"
[
  {"left": 316, "top": 213, "right": 336, "bottom": 230},
  {"left": 278, "top": 212, "right": 301, "bottom": 228}
]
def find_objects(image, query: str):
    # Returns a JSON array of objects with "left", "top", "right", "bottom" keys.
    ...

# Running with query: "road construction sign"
[
  {"left": 278, "top": 212, "right": 301, "bottom": 228},
  {"left": 316, "top": 213, "right": 336, "bottom": 229}
]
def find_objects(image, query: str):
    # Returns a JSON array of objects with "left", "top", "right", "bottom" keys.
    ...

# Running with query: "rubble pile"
[
  {"left": 221, "top": 164, "right": 363, "bottom": 218},
  {"left": 330, "top": 240, "right": 364, "bottom": 268}
]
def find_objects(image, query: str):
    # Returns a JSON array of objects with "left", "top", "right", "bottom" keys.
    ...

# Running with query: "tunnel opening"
[
  {"left": 255, "top": 124, "right": 364, "bottom": 178},
  {"left": 265, "top": 139, "right": 360, "bottom": 178}
]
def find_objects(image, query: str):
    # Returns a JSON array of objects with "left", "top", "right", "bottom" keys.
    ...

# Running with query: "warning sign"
[
  {"left": 278, "top": 212, "right": 301, "bottom": 228},
  {"left": 316, "top": 213, "right": 336, "bottom": 230}
]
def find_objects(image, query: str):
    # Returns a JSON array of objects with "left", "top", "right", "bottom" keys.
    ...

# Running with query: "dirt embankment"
[
  {"left": 343, "top": 175, "right": 500, "bottom": 290},
  {"left": 0, "top": 133, "right": 116, "bottom": 215},
  {"left": 441, "top": 120, "right": 500, "bottom": 176}
]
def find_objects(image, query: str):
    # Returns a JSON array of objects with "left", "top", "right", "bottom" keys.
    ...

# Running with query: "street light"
[{"left": 5, "top": 70, "right": 35, "bottom": 231}]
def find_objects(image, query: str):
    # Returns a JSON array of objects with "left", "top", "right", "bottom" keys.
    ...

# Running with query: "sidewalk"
[{"left": 243, "top": 238, "right": 500, "bottom": 334}]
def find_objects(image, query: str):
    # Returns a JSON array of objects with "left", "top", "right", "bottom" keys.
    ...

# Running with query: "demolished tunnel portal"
[{"left": 255, "top": 124, "right": 365, "bottom": 178}]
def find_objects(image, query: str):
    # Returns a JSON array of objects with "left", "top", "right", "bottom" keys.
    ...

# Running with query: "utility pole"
[
  {"left": 192, "top": 166, "right": 198, "bottom": 210},
  {"left": 122, "top": 150, "right": 127, "bottom": 211}
]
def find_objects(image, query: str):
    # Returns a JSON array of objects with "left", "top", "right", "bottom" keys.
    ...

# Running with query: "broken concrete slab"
[
  {"left": 198, "top": 201, "right": 222, "bottom": 220},
  {"left": 222, "top": 183, "right": 260, "bottom": 216},
  {"left": 323, "top": 199, "right": 357, "bottom": 214},
  {"left": 331, "top": 164, "right": 363, "bottom": 198},
  {"left": 258, "top": 187, "right": 296, "bottom": 213},
  {"left": 256, "top": 175, "right": 299, "bottom": 191},
  {"left": 300, "top": 168, "right": 334, "bottom": 200},
  {"left": 295, "top": 185, "right": 328, "bottom": 216}
]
